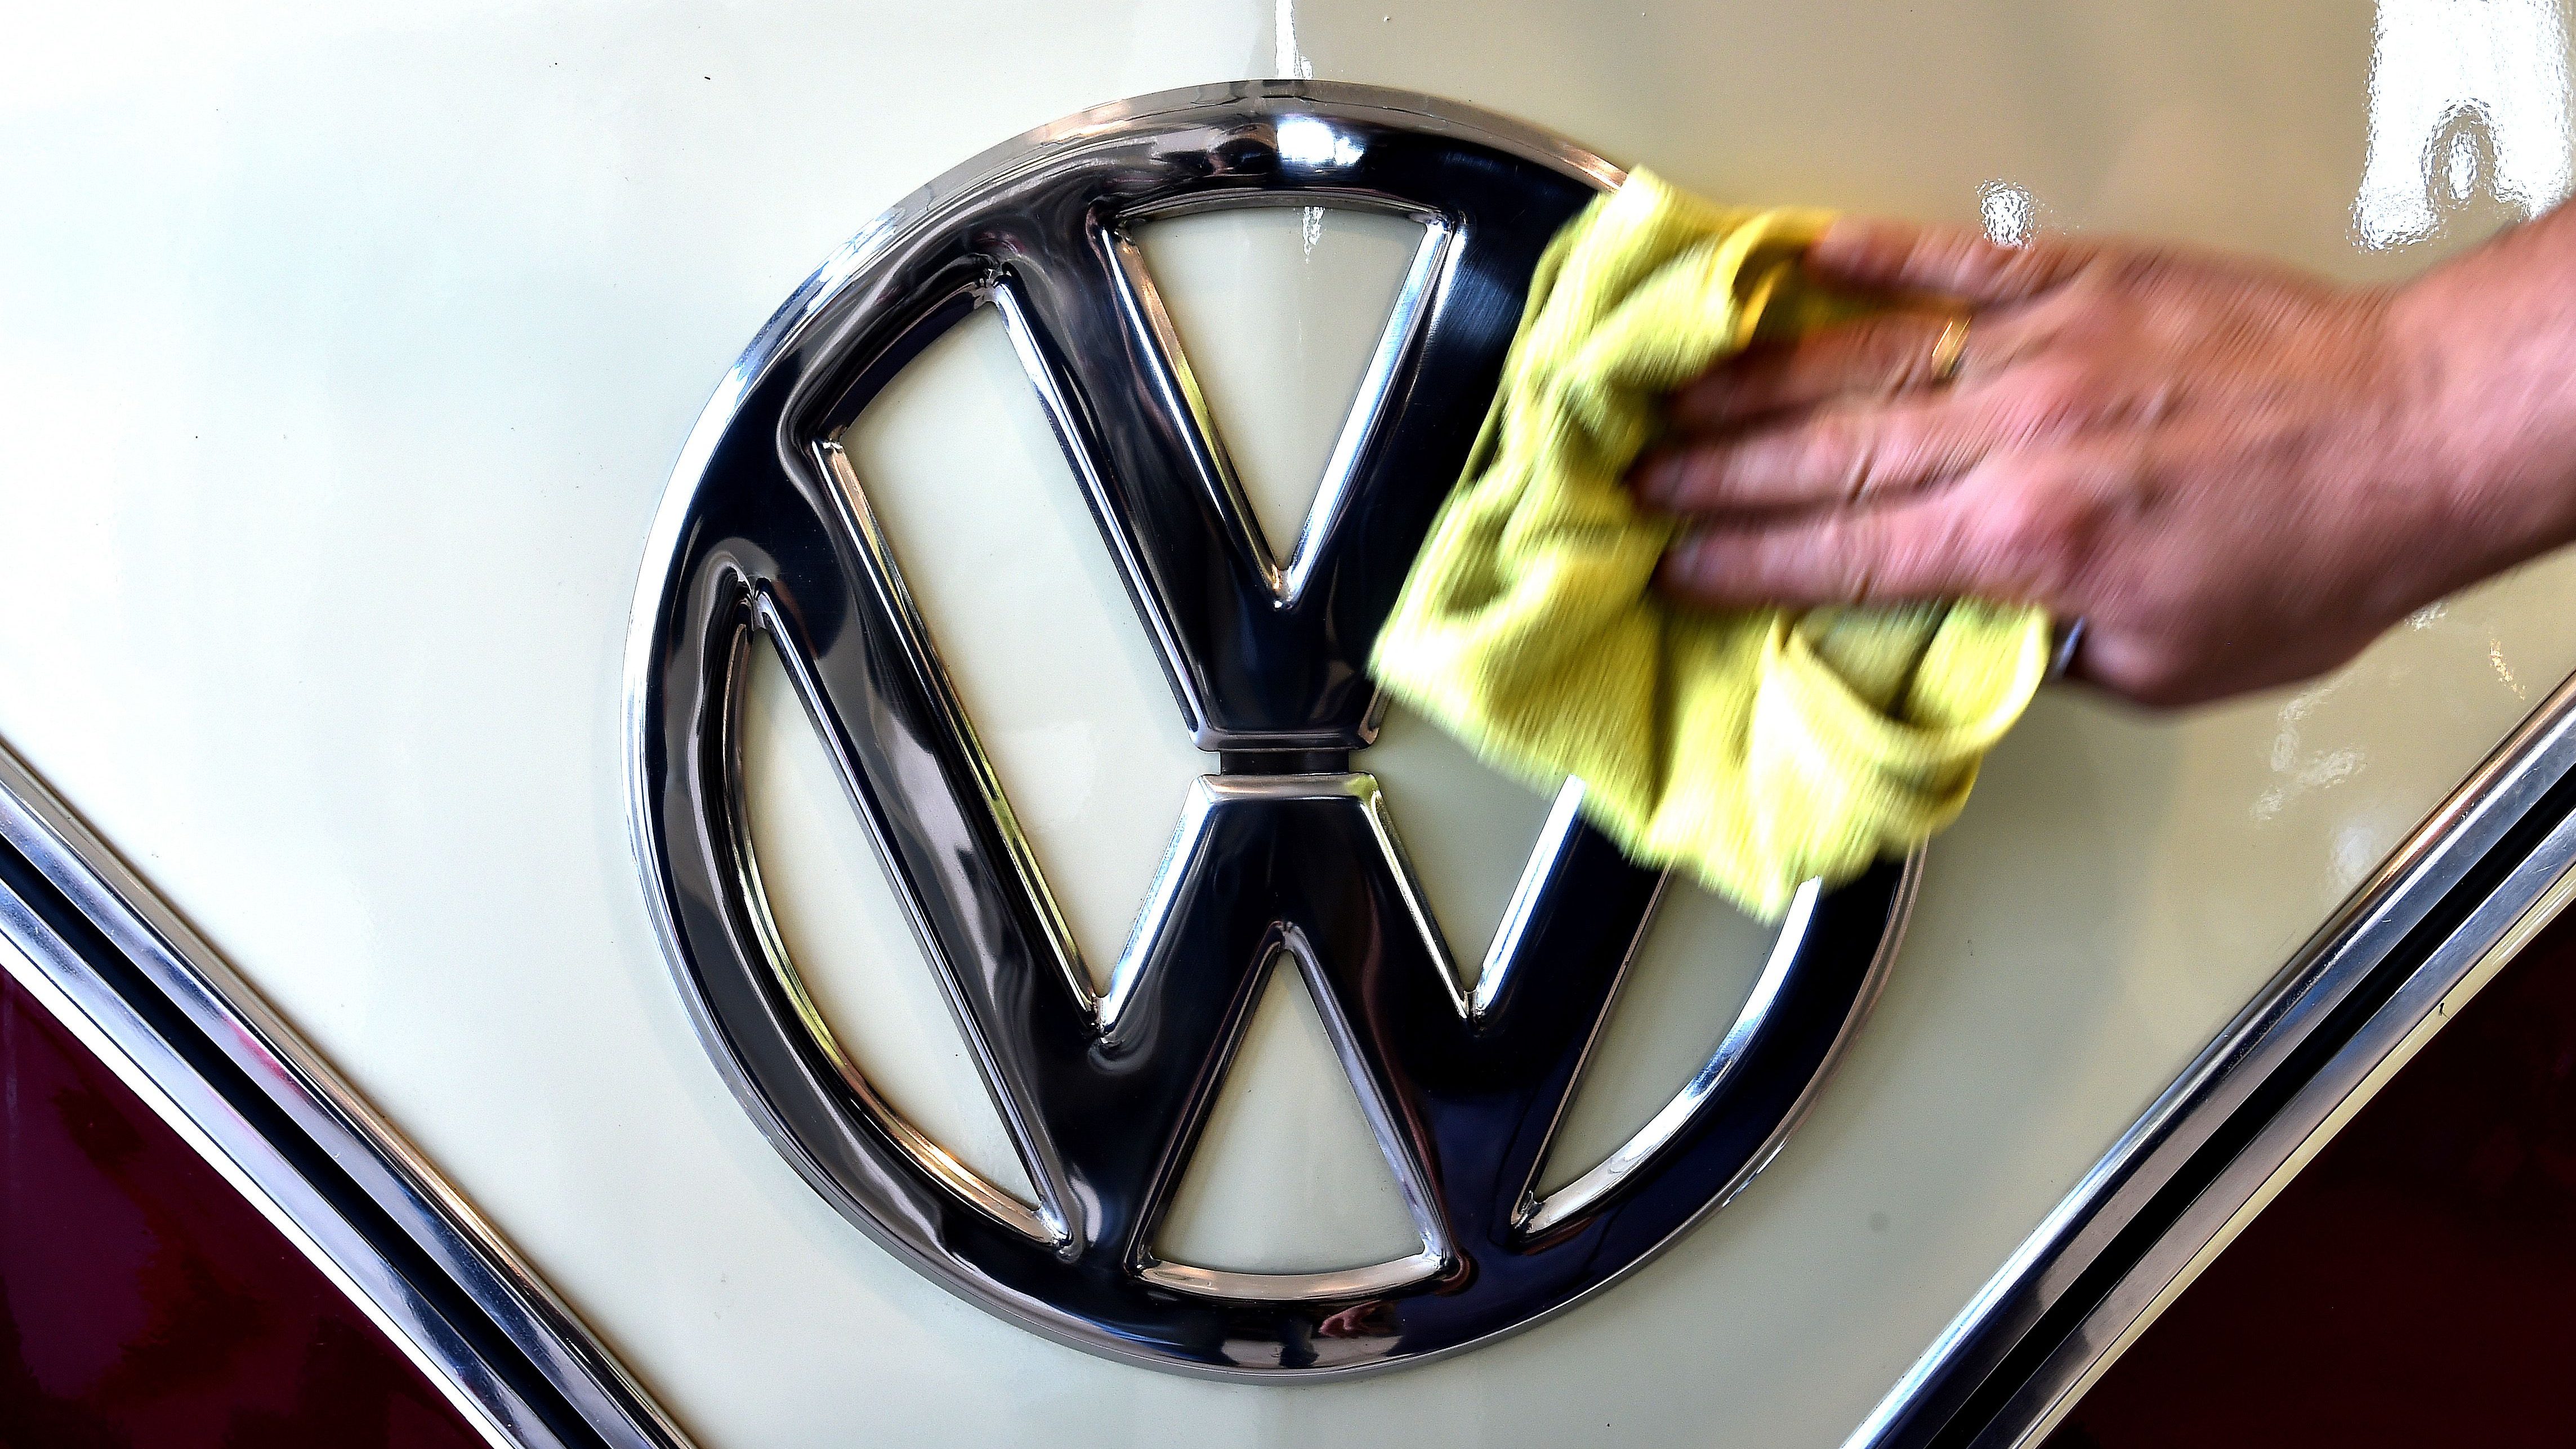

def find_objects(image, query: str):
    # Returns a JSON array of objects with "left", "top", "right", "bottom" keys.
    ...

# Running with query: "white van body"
[{"left": 5, "top": 3, "right": 2572, "bottom": 1444}]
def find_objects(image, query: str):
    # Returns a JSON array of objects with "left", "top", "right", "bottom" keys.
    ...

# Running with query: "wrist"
[{"left": 2383, "top": 221, "right": 2576, "bottom": 585}]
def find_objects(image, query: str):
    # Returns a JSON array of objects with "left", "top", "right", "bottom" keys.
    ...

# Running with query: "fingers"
[
  {"left": 1668, "top": 310, "right": 1966, "bottom": 427},
  {"left": 1657, "top": 492, "right": 1994, "bottom": 610},
  {"left": 1807, "top": 216, "right": 2089, "bottom": 305},
  {"left": 1637, "top": 394, "right": 1992, "bottom": 515}
]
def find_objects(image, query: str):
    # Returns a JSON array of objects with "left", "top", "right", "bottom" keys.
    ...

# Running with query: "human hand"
[{"left": 1636, "top": 216, "right": 2576, "bottom": 707}]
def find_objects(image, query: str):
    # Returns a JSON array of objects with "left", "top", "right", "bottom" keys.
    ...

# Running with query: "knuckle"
[
  {"left": 1879, "top": 411, "right": 1941, "bottom": 473},
  {"left": 1829, "top": 540, "right": 1882, "bottom": 603},
  {"left": 1977, "top": 476, "right": 2100, "bottom": 599},
  {"left": 1821, "top": 513, "right": 1911, "bottom": 604},
  {"left": 1861, "top": 315, "right": 1938, "bottom": 385},
  {"left": 1815, "top": 416, "right": 1879, "bottom": 498},
  {"left": 1974, "top": 485, "right": 2050, "bottom": 559},
  {"left": 1878, "top": 536, "right": 1944, "bottom": 599},
  {"left": 2004, "top": 361, "right": 2096, "bottom": 433}
]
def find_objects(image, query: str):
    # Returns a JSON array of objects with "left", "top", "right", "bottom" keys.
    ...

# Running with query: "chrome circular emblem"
[{"left": 627, "top": 80, "right": 1914, "bottom": 1379}]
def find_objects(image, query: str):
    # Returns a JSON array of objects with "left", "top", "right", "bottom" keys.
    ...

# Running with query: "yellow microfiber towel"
[{"left": 1368, "top": 170, "right": 2052, "bottom": 921}]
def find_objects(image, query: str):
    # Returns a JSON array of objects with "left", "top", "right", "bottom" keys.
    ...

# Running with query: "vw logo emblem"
[{"left": 627, "top": 80, "right": 1914, "bottom": 1379}]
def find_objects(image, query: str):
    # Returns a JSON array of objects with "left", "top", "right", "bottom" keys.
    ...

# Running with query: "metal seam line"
[
  {"left": 1848, "top": 660, "right": 2576, "bottom": 1449},
  {"left": 0, "top": 739, "right": 694, "bottom": 1449},
  {"left": 0, "top": 926, "right": 519, "bottom": 1449}
]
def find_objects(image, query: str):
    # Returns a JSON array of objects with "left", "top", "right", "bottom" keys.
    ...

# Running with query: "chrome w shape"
[{"left": 628, "top": 81, "right": 1914, "bottom": 1378}]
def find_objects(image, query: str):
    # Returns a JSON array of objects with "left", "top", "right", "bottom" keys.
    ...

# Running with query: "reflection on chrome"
[
  {"left": 2355, "top": 0, "right": 2572, "bottom": 248},
  {"left": 627, "top": 81, "right": 1916, "bottom": 1379}
]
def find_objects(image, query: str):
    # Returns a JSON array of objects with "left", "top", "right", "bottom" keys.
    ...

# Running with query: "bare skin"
[{"left": 1639, "top": 202, "right": 2576, "bottom": 707}]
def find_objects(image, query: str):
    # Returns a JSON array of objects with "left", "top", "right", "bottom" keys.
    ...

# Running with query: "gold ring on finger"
[{"left": 1929, "top": 314, "right": 1972, "bottom": 385}]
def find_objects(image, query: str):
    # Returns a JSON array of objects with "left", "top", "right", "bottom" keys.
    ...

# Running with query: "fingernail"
[
  {"left": 1668, "top": 381, "right": 1726, "bottom": 427},
  {"left": 1632, "top": 454, "right": 1679, "bottom": 507}
]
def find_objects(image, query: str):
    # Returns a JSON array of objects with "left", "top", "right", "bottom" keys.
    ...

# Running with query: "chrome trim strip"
[
  {"left": 0, "top": 741, "right": 694, "bottom": 1449},
  {"left": 2006, "top": 806, "right": 2576, "bottom": 1447},
  {"left": 1849, "top": 663, "right": 2576, "bottom": 1449}
]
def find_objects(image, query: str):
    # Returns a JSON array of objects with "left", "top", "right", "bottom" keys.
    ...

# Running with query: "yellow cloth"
[{"left": 1368, "top": 170, "right": 2051, "bottom": 921}]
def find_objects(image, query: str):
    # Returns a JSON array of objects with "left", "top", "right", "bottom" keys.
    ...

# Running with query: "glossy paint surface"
[
  {"left": 2046, "top": 886, "right": 2576, "bottom": 1447},
  {"left": 1, "top": 3, "right": 2573, "bottom": 1447},
  {"left": 0, "top": 973, "right": 488, "bottom": 1448}
]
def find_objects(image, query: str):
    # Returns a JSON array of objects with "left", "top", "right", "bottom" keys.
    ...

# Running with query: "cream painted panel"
[
  {"left": 1536, "top": 880, "right": 1780, "bottom": 1195},
  {"left": 1155, "top": 958, "right": 1428, "bottom": 1270},
  {"left": 1133, "top": 206, "right": 1426, "bottom": 562},
  {"left": 2, "top": 6, "right": 2573, "bottom": 1449}
]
